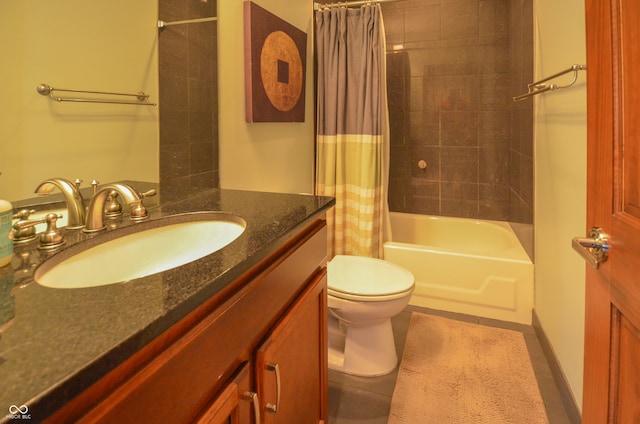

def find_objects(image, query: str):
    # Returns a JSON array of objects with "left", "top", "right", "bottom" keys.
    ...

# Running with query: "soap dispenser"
[{"left": 0, "top": 198, "right": 13, "bottom": 268}]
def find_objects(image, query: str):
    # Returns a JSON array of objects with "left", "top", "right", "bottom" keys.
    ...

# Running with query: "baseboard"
[{"left": 532, "top": 310, "right": 582, "bottom": 424}]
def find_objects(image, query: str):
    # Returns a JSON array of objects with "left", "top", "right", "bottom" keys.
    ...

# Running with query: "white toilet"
[{"left": 327, "top": 255, "right": 415, "bottom": 377}]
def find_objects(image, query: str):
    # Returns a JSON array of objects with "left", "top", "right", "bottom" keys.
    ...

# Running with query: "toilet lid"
[{"left": 327, "top": 255, "right": 414, "bottom": 297}]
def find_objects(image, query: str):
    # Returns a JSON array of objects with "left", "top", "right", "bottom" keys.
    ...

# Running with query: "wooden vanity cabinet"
[
  {"left": 199, "top": 270, "right": 328, "bottom": 424},
  {"left": 45, "top": 219, "right": 328, "bottom": 424}
]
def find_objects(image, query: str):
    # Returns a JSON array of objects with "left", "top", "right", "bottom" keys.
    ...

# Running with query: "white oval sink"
[{"left": 34, "top": 213, "right": 246, "bottom": 289}]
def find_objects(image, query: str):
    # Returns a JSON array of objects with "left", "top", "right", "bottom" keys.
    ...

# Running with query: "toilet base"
[{"left": 328, "top": 314, "right": 398, "bottom": 377}]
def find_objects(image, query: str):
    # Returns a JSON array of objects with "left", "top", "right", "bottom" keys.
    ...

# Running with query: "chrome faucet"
[
  {"left": 34, "top": 178, "right": 85, "bottom": 229},
  {"left": 83, "top": 183, "right": 152, "bottom": 233}
]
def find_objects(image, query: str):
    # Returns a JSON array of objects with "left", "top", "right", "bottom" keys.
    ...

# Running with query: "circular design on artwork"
[{"left": 260, "top": 30, "right": 303, "bottom": 112}]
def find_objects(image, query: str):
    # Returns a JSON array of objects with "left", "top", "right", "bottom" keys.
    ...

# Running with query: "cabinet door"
[
  {"left": 256, "top": 271, "right": 328, "bottom": 424},
  {"left": 196, "top": 362, "right": 259, "bottom": 424}
]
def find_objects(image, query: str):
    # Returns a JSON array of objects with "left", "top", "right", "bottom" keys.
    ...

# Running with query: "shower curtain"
[{"left": 315, "top": 4, "right": 390, "bottom": 259}]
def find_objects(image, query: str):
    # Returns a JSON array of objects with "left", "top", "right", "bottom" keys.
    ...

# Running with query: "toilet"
[{"left": 327, "top": 255, "right": 415, "bottom": 377}]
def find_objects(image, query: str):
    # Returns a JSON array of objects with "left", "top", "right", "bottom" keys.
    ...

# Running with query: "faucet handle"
[
  {"left": 14, "top": 213, "right": 65, "bottom": 250},
  {"left": 38, "top": 213, "right": 65, "bottom": 250},
  {"left": 129, "top": 202, "right": 148, "bottom": 221},
  {"left": 11, "top": 209, "right": 38, "bottom": 244},
  {"left": 105, "top": 190, "right": 123, "bottom": 217},
  {"left": 128, "top": 189, "right": 156, "bottom": 221},
  {"left": 74, "top": 178, "right": 83, "bottom": 189},
  {"left": 138, "top": 189, "right": 157, "bottom": 199},
  {"left": 12, "top": 209, "right": 36, "bottom": 220}
]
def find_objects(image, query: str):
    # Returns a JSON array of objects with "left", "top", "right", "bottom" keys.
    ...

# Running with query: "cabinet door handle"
[
  {"left": 265, "top": 363, "right": 281, "bottom": 414},
  {"left": 242, "top": 391, "right": 260, "bottom": 423}
]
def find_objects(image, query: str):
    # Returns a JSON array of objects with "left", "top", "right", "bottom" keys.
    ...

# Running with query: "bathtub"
[{"left": 383, "top": 212, "right": 534, "bottom": 324}]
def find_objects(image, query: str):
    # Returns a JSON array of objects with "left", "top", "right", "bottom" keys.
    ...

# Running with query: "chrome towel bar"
[
  {"left": 157, "top": 16, "right": 217, "bottom": 29},
  {"left": 513, "top": 64, "right": 586, "bottom": 102},
  {"left": 36, "top": 83, "right": 156, "bottom": 106}
]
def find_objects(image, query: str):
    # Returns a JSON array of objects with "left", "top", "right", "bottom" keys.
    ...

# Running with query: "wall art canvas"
[{"left": 244, "top": 1, "right": 307, "bottom": 122}]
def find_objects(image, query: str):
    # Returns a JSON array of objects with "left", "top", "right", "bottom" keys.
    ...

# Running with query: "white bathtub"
[{"left": 383, "top": 212, "right": 534, "bottom": 324}]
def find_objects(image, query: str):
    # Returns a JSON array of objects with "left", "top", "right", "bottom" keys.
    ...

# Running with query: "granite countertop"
[{"left": 0, "top": 185, "right": 334, "bottom": 422}]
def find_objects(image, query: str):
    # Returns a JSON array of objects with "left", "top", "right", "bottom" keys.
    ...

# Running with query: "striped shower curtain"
[{"left": 315, "top": 4, "right": 390, "bottom": 259}]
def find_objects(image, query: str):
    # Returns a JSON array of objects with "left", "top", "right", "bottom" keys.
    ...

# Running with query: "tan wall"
[
  {"left": 534, "top": 0, "right": 587, "bottom": 410},
  {"left": 218, "top": 0, "right": 315, "bottom": 194},
  {"left": 0, "top": 1, "right": 159, "bottom": 202}
]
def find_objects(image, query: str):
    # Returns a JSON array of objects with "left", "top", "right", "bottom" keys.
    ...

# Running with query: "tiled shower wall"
[
  {"left": 154, "top": 0, "right": 532, "bottom": 222},
  {"left": 384, "top": 0, "right": 533, "bottom": 223},
  {"left": 158, "top": 0, "right": 219, "bottom": 199}
]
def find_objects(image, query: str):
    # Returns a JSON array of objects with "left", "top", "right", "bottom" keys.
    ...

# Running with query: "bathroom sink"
[{"left": 34, "top": 212, "right": 246, "bottom": 289}]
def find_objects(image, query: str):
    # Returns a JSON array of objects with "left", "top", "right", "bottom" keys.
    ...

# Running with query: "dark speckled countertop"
[{"left": 0, "top": 185, "right": 334, "bottom": 422}]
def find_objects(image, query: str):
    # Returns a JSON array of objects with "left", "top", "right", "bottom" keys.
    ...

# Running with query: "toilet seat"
[{"left": 328, "top": 255, "right": 415, "bottom": 302}]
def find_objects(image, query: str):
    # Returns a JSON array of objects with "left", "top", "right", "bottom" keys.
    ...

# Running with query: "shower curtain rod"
[{"left": 314, "top": 0, "right": 397, "bottom": 11}]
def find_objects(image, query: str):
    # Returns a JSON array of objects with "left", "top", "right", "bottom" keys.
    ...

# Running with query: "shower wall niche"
[{"left": 385, "top": 0, "right": 533, "bottom": 224}]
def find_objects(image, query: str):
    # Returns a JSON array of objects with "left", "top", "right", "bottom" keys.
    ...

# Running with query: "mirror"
[{"left": 0, "top": 1, "right": 159, "bottom": 202}]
